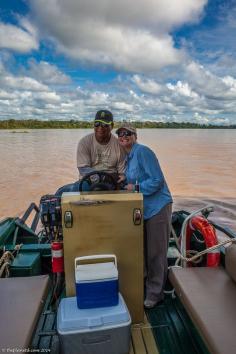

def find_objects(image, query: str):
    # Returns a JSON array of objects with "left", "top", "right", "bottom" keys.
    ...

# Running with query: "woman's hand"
[{"left": 125, "top": 183, "right": 134, "bottom": 191}]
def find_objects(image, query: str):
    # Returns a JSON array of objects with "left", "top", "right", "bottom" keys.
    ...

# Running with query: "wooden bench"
[
  {"left": 169, "top": 244, "right": 236, "bottom": 354},
  {"left": 0, "top": 275, "right": 50, "bottom": 349}
]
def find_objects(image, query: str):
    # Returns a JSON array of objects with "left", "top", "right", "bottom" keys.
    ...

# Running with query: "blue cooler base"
[
  {"left": 76, "top": 279, "right": 118, "bottom": 309},
  {"left": 57, "top": 294, "right": 131, "bottom": 354}
]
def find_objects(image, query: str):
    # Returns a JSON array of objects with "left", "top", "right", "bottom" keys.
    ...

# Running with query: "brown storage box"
[{"left": 61, "top": 191, "right": 144, "bottom": 324}]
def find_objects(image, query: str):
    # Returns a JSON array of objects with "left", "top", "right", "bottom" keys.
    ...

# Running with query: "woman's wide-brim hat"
[{"left": 115, "top": 123, "right": 136, "bottom": 134}]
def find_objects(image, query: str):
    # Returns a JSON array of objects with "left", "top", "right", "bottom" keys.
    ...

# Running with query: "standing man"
[{"left": 77, "top": 110, "right": 125, "bottom": 181}]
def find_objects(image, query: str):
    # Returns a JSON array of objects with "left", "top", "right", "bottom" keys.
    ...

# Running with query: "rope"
[
  {"left": 0, "top": 251, "right": 14, "bottom": 277},
  {"left": 175, "top": 238, "right": 236, "bottom": 265},
  {"left": 171, "top": 227, "right": 202, "bottom": 264},
  {"left": 14, "top": 243, "right": 23, "bottom": 255},
  {"left": 0, "top": 251, "right": 14, "bottom": 267},
  {"left": 166, "top": 238, "right": 236, "bottom": 295},
  {"left": 185, "top": 250, "right": 203, "bottom": 264},
  {"left": 192, "top": 232, "right": 205, "bottom": 244},
  {"left": 0, "top": 244, "right": 23, "bottom": 278},
  {"left": 171, "top": 226, "right": 181, "bottom": 251}
]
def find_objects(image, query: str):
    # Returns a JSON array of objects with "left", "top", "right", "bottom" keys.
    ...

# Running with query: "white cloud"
[
  {"left": 35, "top": 91, "right": 61, "bottom": 103},
  {"left": 53, "top": 25, "right": 182, "bottom": 73},
  {"left": 1, "top": 54, "right": 236, "bottom": 124},
  {"left": 0, "top": 61, "right": 63, "bottom": 119},
  {"left": 185, "top": 62, "right": 236, "bottom": 100},
  {"left": 0, "top": 90, "right": 17, "bottom": 100},
  {"left": 0, "top": 21, "right": 38, "bottom": 53},
  {"left": 132, "top": 75, "right": 161, "bottom": 94},
  {"left": 19, "top": 17, "right": 38, "bottom": 38},
  {"left": 179, "top": 3, "right": 236, "bottom": 80},
  {"left": 30, "top": 0, "right": 206, "bottom": 33},
  {"left": 206, "top": 54, "right": 236, "bottom": 78},
  {"left": 112, "top": 102, "right": 134, "bottom": 111},
  {"left": 214, "top": 117, "right": 230, "bottom": 125},
  {"left": 29, "top": 0, "right": 206, "bottom": 73},
  {"left": 167, "top": 81, "right": 198, "bottom": 98},
  {"left": 87, "top": 92, "right": 109, "bottom": 106},
  {"left": 61, "top": 102, "right": 75, "bottom": 109},
  {"left": 194, "top": 112, "right": 209, "bottom": 124},
  {"left": 1, "top": 76, "right": 49, "bottom": 91},
  {"left": 27, "top": 59, "right": 71, "bottom": 85},
  {"left": 222, "top": 76, "right": 236, "bottom": 92}
]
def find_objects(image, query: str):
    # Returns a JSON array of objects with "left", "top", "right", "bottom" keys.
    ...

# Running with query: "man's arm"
[
  {"left": 78, "top": 166, "right": 95, "bottom": 177},
  {"left": 77, "top": 136, "right": 93, "bottom": 178}
]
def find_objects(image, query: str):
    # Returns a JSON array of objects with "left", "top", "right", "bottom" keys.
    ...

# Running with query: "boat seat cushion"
[
  {"left": 169, "top": 267, "right": 236, "bottom": 354},
  {"left": 225, "top": 244, "right": 236, "bottom": 283},
  {"left": 0, "top": 275, "right": 50, "bottom": 349}
]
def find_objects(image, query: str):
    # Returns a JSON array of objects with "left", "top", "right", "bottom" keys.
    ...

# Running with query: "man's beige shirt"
[{"left": 77, "top": 133, "right": 126, "bottom": 175}]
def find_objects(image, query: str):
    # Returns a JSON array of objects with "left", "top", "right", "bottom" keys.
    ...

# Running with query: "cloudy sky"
[{"left": 0, "top": 0, "right": 236, "bottom": 124}]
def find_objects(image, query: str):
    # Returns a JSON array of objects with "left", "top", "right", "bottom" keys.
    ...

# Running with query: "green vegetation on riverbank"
[{"left": 0, "top": 119, "right": 235, "bottom": 129}]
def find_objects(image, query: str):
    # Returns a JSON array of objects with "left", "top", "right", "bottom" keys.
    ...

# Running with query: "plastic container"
[
  {"left": 57, "top": 293, "right": 131, "bottom": 354},
  {"left": 75, "top": 255, "right": 119, "bottom": 309},
  {"left": 10, "top": 252, "right": 41, "bottom": 276}
]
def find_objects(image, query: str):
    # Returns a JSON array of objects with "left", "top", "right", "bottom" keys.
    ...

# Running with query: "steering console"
[{"left": 78, "top": 171, "right": 118, "bottom": 192}]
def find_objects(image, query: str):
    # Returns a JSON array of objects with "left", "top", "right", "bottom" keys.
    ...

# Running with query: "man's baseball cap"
[
  {"left": 115, "top": 123, "right": 136, "bottom": 134},
  {"left": 94, "top": 110, "right": 113, "bottom": 125}
]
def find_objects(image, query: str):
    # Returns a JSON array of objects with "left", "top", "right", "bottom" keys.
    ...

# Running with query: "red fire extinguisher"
[{"left": 51, "top": 242, "right": 64, "bottom": 273}]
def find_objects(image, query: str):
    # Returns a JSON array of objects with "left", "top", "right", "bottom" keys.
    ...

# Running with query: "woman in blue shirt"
[{"left": 116, "top": 123, "right": 173, "bottom": 309}]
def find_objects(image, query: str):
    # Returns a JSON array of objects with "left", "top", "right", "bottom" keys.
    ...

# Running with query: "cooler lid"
[
  {"left": 57, "top": 294, "right": 130, "bottom": 333},
  {"left": 75, "top": 262, "right": 118, "bottom": 282}
]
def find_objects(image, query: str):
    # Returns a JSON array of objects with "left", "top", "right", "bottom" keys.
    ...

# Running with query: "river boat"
[{"left": 1, "top": 172, "right": 236, "bottom": 354}]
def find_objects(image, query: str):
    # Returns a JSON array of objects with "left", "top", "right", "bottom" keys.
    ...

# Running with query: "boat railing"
[{"left": 18, "top": 202, "right": 40, "bottom": 232}]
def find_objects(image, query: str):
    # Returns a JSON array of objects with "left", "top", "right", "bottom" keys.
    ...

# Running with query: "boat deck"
[
  {"left": 146, "top": 296, "right": 209, "bottom": 354},
  {"left": 129, "top": 314, "right": 159, "bottom": 354},
  {"left": 32, "top": 294, "right": 209, "bottom": 354},
  {"left": 128, "top": 296, "right": 209, "bottom": 354}
]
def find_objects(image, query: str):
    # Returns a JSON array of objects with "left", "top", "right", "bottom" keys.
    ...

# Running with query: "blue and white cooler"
[
  {"left": 57, "top": 293, "right": 131, "bottom": 354},
  {"left": 75, "top": 254, "right": 119, "bottom": 309}
]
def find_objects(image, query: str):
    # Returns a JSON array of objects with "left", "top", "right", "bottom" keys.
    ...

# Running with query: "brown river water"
[{"left": 0, "top": 129, "right": 236, "bottom": 231}]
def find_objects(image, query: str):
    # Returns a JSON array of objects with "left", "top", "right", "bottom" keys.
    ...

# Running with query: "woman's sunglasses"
[
  {"left": 94, "top": 121, "right": 110, "bottom": 128},
  {"left": 117, "top": 131, "right": 133, "bottom": 138}
]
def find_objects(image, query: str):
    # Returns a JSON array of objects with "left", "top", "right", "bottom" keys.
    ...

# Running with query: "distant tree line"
[
  {"left": 0, "top": 119, "right": 91, "bottom": 129},
  {"left": 0, "top": 119, "right": 235, "bottom": 129}
]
